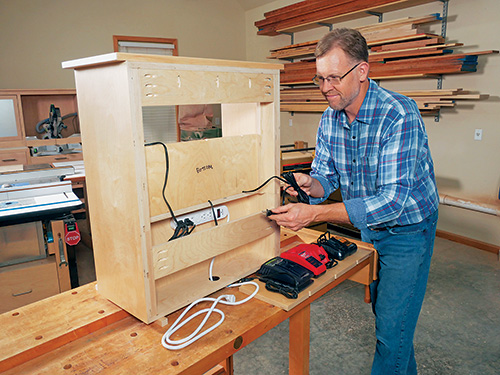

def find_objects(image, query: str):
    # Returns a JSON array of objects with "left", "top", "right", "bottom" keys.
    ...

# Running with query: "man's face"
[{"left": 316, "top": 47, "right": 362, "bottom": 112}]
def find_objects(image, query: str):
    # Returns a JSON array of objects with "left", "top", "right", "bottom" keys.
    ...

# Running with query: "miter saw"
[{"left": 35, "top": 104, "right": 77, "bottom": 139}]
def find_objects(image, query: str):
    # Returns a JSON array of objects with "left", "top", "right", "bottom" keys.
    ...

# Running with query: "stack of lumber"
[
  {"left": 255, "top": 0, "right": 437, "bottom": 36},
  {"left": 279, "top": 87, "right": 490, "bottom": 115},
  {"left": 279, "top": 48, "right": 497, "bottom": 83},
  {"left": 397, "top": 88, "right": 490, "bottom": 115},
  {"left": 270, "top": 14, "right": 498, "bottom": 83},
  {"left": 269, "top": 14, "right": 442, "bottom": 60}
]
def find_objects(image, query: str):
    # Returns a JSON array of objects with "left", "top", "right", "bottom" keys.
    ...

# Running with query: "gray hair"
[{"left": 315, "top": 28, "right": 368, "bottom": 63}]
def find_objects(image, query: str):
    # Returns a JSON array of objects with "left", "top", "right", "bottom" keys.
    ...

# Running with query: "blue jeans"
[{"left": 360, "top": 210, "right": 438, "bottom": 375}]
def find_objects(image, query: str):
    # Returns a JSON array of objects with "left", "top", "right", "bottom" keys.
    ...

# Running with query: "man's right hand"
[{"left": 287, "top": 173, "right": 323, "bottom": 199}]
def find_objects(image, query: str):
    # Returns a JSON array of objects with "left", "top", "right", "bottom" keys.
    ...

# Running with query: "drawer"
[
  {"left": 0, "top": 258, "right": 60, "bottom": 314},
  {"left": 30, "top": 152, "right": 83, "bottom": 164},
  {"left": 0, "top": 148, "right": 29, "bottom": 166}
]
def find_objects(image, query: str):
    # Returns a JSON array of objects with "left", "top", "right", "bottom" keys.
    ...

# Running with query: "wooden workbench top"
[{"left": 0, "top": 228, "right": 375, "bottom": 374}]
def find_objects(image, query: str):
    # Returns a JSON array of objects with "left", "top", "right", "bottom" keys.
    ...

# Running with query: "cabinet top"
[{"left": 62, "top": 52, "right": 283, "bottom": 72}]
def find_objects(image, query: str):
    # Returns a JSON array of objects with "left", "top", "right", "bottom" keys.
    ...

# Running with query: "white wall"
[
  {"left": 0, "top": 0, "right": 247, "bottom": 89},
  {"left": 245, "top": 0, "right": 500, "bottom": 246}
]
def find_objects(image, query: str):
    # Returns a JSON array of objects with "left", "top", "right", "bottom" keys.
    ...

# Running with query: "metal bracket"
[
  {"left": 58, "top": 237, "right": 68, "bottom": 267},
  {"left": 434, "top": 0, "right": 449, "bottom": 122},
  {"left": 317, "top": 22, "right": 333, "bottom": 31},
  {"left": 366, "top": 11, "right": 383, "bottom": 23},
  {"left": 438, "top": 0, "right": 449, "bottom": 38},
  {"left": 280, "top": 31, "right": 294, "bottom": 45}
]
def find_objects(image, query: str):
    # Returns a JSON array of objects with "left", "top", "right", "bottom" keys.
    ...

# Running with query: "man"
[{"left": 270, "top": 28, "right": 439, "bottom": 374}]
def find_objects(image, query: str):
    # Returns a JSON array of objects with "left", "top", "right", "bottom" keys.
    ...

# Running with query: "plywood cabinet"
[{"left": 63, "top": 53, "right": 283, "bottom": 323}]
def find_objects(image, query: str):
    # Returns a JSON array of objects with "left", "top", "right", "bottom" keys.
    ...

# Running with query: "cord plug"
[{"left": 221, "top": 294, "right": 236, "bottom": 303}]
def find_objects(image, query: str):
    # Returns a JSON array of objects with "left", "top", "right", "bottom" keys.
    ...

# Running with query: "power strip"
[{"left": 170, "top": 205, "right": 229, "bottom": 229}]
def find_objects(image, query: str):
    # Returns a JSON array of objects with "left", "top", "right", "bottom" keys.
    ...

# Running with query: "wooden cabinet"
[
  {"left": 0, "top": 220, "right": 71, "bottom": 314},
  {"left": 63, "top": 53, "right": 283, "bottom": 323},
  {"left": 0, "top": 89, "right": 82, "bottom": 165},
  {"left": 0, "top": 148, "right": 29, "bottom": 167},
  {"left": 0, "top": 258, "right": 60, "bottom": 314},
  {"left": 0, "top": 95, "right": 25, "bottom": 148}
]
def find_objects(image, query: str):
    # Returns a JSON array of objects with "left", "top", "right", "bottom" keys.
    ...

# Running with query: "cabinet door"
[{"left": 0, "top": 95, "right": 25, "bottom": 146}]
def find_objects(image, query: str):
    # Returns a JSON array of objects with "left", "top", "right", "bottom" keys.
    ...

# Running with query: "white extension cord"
[{"left": 161, "top": 280, "right": 259, "bottom": 350}]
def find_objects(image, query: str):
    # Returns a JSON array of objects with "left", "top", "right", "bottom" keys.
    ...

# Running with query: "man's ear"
[{"left": 358, "top": 61, "right": 370, "bottom": 82}]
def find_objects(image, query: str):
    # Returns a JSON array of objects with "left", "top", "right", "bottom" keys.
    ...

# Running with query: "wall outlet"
[
  {"left": 474, "top": 128, "right": 483, "bottom": 141},
  {"left": 171, "top": 205, "right": 229, "bottom": 229}
]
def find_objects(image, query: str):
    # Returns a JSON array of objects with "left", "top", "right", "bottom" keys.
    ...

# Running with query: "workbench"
[{"left": 0, "top": 228, "right": 375, "bottom": 375}]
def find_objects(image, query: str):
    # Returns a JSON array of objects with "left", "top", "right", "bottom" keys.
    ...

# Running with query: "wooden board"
[
  {"left": 153, "top": 213, "right": 275, "bottom": 279},
  {"left": 145, "top": 135, "right": 260, "bottom": 217},
  {"left": 240, "top": 228, "right": 376, "bottom": 310},
  {"left": 0, "top": 282, "right": 128, "bottom": 372},
  {"left": 141, "top": 70, "right": 276, "bottom": 105},
  {"left": 0, "top": 288, "right": 286, "bottom": 375},
  {"left": 255, "top": 0, "right": 437, "bottom": 35}
]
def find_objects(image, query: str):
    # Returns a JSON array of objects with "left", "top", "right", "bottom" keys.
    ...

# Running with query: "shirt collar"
[
  {"left": 355, "top": 78, "right": 378, "bottom": 125},
  {"left": 326, "top": 78, "right": 379, "bottom": 129}
]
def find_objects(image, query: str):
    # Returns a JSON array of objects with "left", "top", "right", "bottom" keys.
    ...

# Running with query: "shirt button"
[
  {"left": 352, "top": 136, "right": 356, "bottom": 140},
  {"left": 353, "top": 159, "right": 356, "bottom": 163},
  {"left": 351, "top": 181, "right": 354, "bottom": 185}
]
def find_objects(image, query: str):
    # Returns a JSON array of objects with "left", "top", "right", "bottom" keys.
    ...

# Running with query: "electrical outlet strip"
[{"left": 170, "top": 205, "right": 229, "bottom": 229}]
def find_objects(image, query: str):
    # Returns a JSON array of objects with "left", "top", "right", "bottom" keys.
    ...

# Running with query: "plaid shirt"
[{"left": 310, "top": 79, "right": 439, "bottom": 230}]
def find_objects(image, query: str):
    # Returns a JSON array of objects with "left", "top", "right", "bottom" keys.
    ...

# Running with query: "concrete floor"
[
  {"left": 232, "top": 237, "right": 500, "bottom": 374},
  {"left": 74, "top": 235, "right": 500, "bottom": 374}
]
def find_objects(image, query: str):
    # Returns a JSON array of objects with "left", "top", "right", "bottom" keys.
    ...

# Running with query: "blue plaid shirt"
[{"left": 310, "top": 79, "right": 439, "bottom": 230}]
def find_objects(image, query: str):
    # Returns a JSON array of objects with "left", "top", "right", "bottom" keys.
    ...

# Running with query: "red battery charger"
[{"left": 280, "top": 243, "right": 330, "bottom": 277}]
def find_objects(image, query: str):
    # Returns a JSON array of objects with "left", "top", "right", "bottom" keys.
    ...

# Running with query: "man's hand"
[
  {"left": 268, "top": 202, "right": 352, "bottom": 232},
  {"left": 285, "top": 173, "right": 325, "bottom": 199},
  {"left": 267, "top": 203, "right": 317, "bottom": 231}
]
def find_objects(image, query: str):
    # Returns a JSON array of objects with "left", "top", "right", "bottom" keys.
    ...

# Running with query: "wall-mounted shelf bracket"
[
  {"left": 317, "top": 22, "right": 333, "bottom": 31},
  {"left": 438, "top": 0, "right": 449, "bottom": 38},
  {"left": 434, "top": 0, "right": 449, "bottom": 122},
  {"left": 434, "top": 74, "right": 444, "bottom": 122},
  {"left": 280, "top": 32, "right": 294, "bottom": 45},
  {"left": 366, "top": 11, "right": 383, "bottom": 23}
]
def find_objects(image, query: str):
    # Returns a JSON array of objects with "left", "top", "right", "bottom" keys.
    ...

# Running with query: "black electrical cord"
[
  {"left": 238, "top": 276, "right": 300, "bottom": 299},
  {"left": 208, "top": 199, "right": 218, "bottom": 226},
  {"left": 241, "top": 175, "right": 289, "bottom": 193},
  {"left": 145, "top": 141, "right": 196, "bottom": 241},
  {"left": 242, "top": 172, "right": 310, "bottom": 205}
]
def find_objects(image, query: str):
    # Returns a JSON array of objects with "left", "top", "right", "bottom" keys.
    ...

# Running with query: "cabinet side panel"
[{"left": 73, "top": 64, "right": 150, "bottom": 322}]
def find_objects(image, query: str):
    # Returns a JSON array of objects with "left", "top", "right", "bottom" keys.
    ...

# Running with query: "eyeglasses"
[{"left": 312, "top": 62, "right": 361, "bottom": 87}]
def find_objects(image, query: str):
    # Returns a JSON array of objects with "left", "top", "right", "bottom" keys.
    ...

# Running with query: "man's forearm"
[
  {"left": 309, "top": 177, "right": 327, "bottom": 198},
  {"left": 314, "top": 202, "right": 352, "bottom": 225}
]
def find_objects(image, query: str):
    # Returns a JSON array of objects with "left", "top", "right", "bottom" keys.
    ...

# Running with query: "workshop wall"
[
  {"left": 0, "top": 0, "right": 247, "bottom": 89},
  {"left": 245, "top": 0, "right": 500, "bottom": 247}
]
